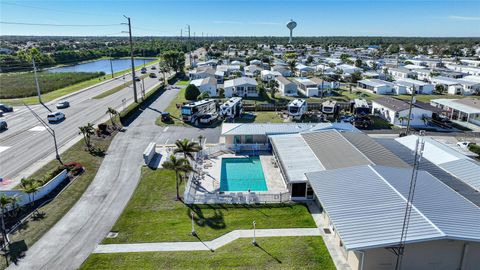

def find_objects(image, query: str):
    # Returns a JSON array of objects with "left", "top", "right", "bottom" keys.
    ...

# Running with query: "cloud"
[
  {"left": 448, "top": 15, "right": 480, "bottom": 21},
  {"left": 213, "top": 20, "right": 282, "bottom": 26}
]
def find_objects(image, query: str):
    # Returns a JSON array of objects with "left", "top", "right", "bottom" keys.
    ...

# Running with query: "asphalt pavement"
[
  {"left": 7, "top": 85, "right": 221, "bottom": 269},
  {"left": 0, "top": 64, "right": 165, "bottom": 189}
]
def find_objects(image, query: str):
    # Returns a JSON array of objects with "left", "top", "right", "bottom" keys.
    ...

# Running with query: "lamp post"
[
  {"left": 191, "top": 212, "right": 197, "bottom": 236},
  {"left": 252, "top": 220, "right": 257, "bottom": 246}
]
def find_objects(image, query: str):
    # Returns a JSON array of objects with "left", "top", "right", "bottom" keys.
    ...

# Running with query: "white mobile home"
[
  {"left": 276, "top": 76, "right": 297, "bottom": 96},
  {"left": 294, "top": 78, "right": 319, "bottom": 97},
  {"left": 388, "top": 67, "right": 414, "bottom": 80},
  {"left": 190, "top": 76, "right": 217, "bottom": 97},
  {"left": 394, "top": 78, "right": 434, "bottom": 94},
  {"left": 224, "top": 77, "right": 258, "bottom": 97},
  {"left": 372, "top": 97, "right": 433, "bottom": 127},
  {"left": 357, "top": 79, "right": 394, "bottom": 95}
]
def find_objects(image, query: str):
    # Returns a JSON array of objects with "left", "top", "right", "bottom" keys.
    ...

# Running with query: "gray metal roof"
[
  {"left": 301, "top": 130, "right": 372, "bottom": 169},
  {"left": 375, "top": 138, "right": 480, "bottom": 207},
  {"left": 221, "top": 122, "right": 358, "bottom": 136},
  {"left": 341, "top": 132, "right": 409, "bottom": 168},
  {"left": 307, "top": 165, "right": 480, "bottom": 251},
  {"left": 439, "top": 159, "right": 480, "bottom": 192},
  {"left": 270, "top": 134, "right": 324, "bottom": 183},
  {"left": 373, "top": 97, "right": 410, "bottom": 112}
]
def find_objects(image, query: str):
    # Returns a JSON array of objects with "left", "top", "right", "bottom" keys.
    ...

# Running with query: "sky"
[{"left": 0, "top": 0, "right": 479, "bottom": 37}]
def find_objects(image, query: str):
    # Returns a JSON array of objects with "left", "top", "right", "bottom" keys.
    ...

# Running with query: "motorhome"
[
  {"left": 287, "top": 99, "right": 307, "bottom": 120},
  {"left": 219, "top": 97, "right": 243, "bottom": 119},
  {"left": 322, "top": 100, "right": 337, "bottom": 114},
  {"left": 181, "top": 99, "right": 216, "bottom": 123},
  {"left": 353, "top": 98, "right": 370, "bottom": 115}
]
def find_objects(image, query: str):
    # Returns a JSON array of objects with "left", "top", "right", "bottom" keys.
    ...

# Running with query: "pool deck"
[{"left": 197, "top": 153, "right": 287, "bottom": 195}]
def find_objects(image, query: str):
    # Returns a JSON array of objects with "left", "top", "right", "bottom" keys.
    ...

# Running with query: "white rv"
[
  {"left": 219, "top": 97, "right": 243, "bottom": 119},
  {"left": 181, "top": 99, "right": 216, "bottom": 123},
  {"left": 287, "top": 99, "right": 307, "bottom": 120},
  {"left": 322, "top": 100, "right": 337, "bottom": 114}
]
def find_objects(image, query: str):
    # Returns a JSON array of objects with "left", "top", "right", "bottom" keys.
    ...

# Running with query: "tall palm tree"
[
  {"left": 174, "top": 139, "right": 202, "bottom": 160},
  {"left": 159, "top": 62, "right": 170, "bottom": 85},
  {"left": 79, "top": 123, "right": 95, "bottom": 150},
  {"left": 397, "top": 116, "right": 408, "bottom": 126},
  {"left": 106, "top": 107, "right": 119, "bottom": 127},
  {"left": 0, "top": 194, "right": 14, "bottom": 247},
  {"left": 162, "top": 155, "right": 193, "bottom": 200}
]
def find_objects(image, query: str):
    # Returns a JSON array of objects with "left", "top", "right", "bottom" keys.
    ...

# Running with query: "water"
[
  {"left": 220, "top": 157, "right": 268, "bottom": 192},
  {"left": 47, "top": 58, "right": 155, "bottom": 74}
]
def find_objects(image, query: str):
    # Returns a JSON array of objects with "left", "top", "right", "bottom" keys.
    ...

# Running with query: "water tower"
[{"left": 286, "top": 19, "right": 297, "bottom": 43}]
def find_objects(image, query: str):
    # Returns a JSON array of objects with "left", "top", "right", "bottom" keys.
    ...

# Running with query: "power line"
[{"left": 0, "top": 21, "right": 121, "bottom": 27}]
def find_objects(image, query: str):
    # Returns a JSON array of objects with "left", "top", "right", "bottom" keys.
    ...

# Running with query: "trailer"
[
  {"left": 353, "top": 98, "right": 370, "bottom": 115},
  {"left": 219, "top": 97, "right": 243, "bottom": 119},
  {"left": 321, "top": 100, "right": 337, "bottom": 114},
  {"left": 287, "top": 99, "right": 307, "bottom": 120},
  {"left": 181, "top": 99, "right": 216, "bottom": 123}
]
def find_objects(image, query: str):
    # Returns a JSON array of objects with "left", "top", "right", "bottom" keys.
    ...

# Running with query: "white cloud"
[{"left": 448, "top": 15, "right": 480, "bottom": 21}]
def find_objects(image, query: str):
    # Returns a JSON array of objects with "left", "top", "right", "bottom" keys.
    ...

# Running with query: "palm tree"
[
  {"left": 287, "top": 60, "right": 296, "bottom": 76},
  {"left": 159, "top": 62, "right": 170, "bottom": 85},
  {"left": 421, "top": 115, "right": 430, "bottom": 126},
  {"left": 0, "top": 194, "right": 14, "bottom": 247},
  {"left": 397, "top": 116, "right": 408, "bottom": 126},
  {"left": 174, "top": 139, "right": 202, "bottom": 160},
  {"left": 79, "top": 123, "right": 95, "bottom": 150},
  {"left": 197, "top": 91, "right": 210, "bottom": 101},
  {"left": 20, "top": 178, "right": 39, "bottom": 209},
  {"left": 162, "top": 155, "right": 193, "bottom": 200},
  {"left": 106, "top": 107, "right": 119, "bottom": 127}
]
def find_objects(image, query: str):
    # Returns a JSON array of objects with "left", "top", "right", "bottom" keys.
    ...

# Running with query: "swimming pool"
[{"left": 220, "top": 157, "right": 268, "bottom": 192}]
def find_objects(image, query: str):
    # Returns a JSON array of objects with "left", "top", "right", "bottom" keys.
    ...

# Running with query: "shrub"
[
  {"left": 185, "top": 84, "right": 201, "bottom": 101},
  {"left": 468, "top": 144, "right": 480, "bottom": 156}
]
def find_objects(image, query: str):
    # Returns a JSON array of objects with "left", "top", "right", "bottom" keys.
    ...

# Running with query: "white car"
[
  {"left": 47, "top": 111, "right": 66, "bottom": 123},
  {"left": 456, "top": 141, "right": 474, "bottom": 149},
  {"left": 56, "top": 100, "right": 70, "bottom": 109},
  {"left": 199, "top": 114, "right": 217, "bottom": 125}
]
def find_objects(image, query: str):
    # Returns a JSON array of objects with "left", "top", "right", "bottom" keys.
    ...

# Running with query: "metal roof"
[
  {"left": 270, "top": 134, "right": 324, "bottom": 182},
  {"left": 375, "top": 138, "right": 480, "bottom": 206},
  {"left": 341, "top": 132, "right": 409, "bottom": 168},
  {"left": 431, "top": 99, "right": 480, "bottom": 114},
  {"left": 301, "top": 130, "right": 372, "bottom": 169},
  {"left": 439, "top": 159, "right": 480, "bottom": 192},
  {"left": 372, "top": 97, "right": 410, "bottom": 112},
  {"left": 221, "top": 122, "right": 358, "bottom": 136},
  {"left": 307, "top": 165, "right": 480, "bottom": 251}
]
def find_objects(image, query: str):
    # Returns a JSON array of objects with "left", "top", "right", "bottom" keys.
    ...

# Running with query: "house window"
[
  {"left": 245, "top": 135, "right": 253, "bottom": 144},
  {"left": 234, "top": 135, "right": 241, "bottom": 144}
]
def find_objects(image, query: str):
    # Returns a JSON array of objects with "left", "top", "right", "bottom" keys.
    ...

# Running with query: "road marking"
[
  {"left": 164, "top": 138, "right": 169, "bottom": 145},
  {"left": 29, "top": 126, "right": 46, "bottom": 131},
  {"left": 0, "top": 146, "right": 10, "bottom": 153},
  {"left": 163, "top": 127, "right": 169, "bottom": 132}
]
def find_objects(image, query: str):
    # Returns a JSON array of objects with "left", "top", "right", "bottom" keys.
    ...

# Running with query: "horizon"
[{"left": 1, "top": 0, "right": 479, "bottom": 37}]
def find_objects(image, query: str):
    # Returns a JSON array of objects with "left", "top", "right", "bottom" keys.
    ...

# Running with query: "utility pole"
[
  {"left": 405, "top": 85, "right": 416, "bottom": 135},
  {"left": 32, "top": 56, "right": 42, "bottom": 104},
  {"left": 187, "top": 24, "right": 192, "bottom": 67},
  {"left": 123, "top": 15, "right": 138, "bottom": 103},
  {"left": 109, "top": 52, "right": 114, "bottom": 78}
]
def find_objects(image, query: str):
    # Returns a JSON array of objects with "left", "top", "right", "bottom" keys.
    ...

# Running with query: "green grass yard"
[
  {"left": 81, "top": 236, "right": 335, "bottom": 270},
  {"left": 103, "top": 168, "right": 316, "bottom": 244}
]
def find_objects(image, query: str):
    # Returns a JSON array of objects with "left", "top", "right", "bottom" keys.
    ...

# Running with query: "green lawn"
[
  {"left": 175, "top": 79, "right": 190, "bottom": 86},
  {"left": 0, "top": 59, "right": 160, "bottom": 106},
  {"left": 2, "top": 135, "right": 114, "bottom": 269},
  {"left": 103, "top": 168, "right": 315, "bottom": 244},
  {"left": 81, "top": 236, "right": 335, "bottom": 270},
  {"left": 155, "top": 86, "right": 188, "bottom": 126}
]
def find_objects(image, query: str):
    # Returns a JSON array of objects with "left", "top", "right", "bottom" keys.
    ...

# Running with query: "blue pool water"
[
  {"left": 48, "top": 58, "right": 154, "bottom": 74},
  {"left": 220, "top": 157, "right": 268, "bottom": 192}
]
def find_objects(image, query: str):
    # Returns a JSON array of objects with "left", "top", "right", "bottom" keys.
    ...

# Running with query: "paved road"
[
  {"left": 0, "top": 64, "right": 166, "bottom": 189},
  {"left": 7, "top": 86, "right": 221, "bottom": 269}
]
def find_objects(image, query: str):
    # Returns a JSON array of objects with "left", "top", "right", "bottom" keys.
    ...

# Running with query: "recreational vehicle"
[
  {"left": 287, "top": 99, "right": 307, "bottom": 120},
  {"left": 181, "top": 99, "right": 217, "bottom": 123},
  {"left": 321, "top": 100, "right": 337, "bottom": 114},
  {"left": 219, "top": 97, "right": 243, "bottom": 119},
  {"left": 353, "top": 98, "right": 370, "bottom": 115}
]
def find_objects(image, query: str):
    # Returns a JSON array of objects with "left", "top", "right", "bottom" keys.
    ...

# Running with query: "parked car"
[
  {"left": 134, "top": 76, "right": 141, "bottom": 81},
  {"left": 151, "top": 66, "right": 157, "bottom": 70},
  {"left": 56, "top": 100, "right": 70, "bottom": 109},
  {"left": 0, "top": 120, "right": 7, "bottom": 131},
  {"left": 457, "top": 141, "right": 475, "bottom": 149},
  {"left": 0, "top": 104, "right": 13, "bottom": 113},
  {"left": 47, "top": 111, "right": 66, "bottom": 123},
  {"left": 199, "top": 113, "right": 217, "bottom": 125},
  {"left": 149, "top": 72, "right": 157, "bottom": 78},
  {"left": 161, "top": 112, "right": 171, "bottom": 122},
  {"left": 140, "top": 67, "right": 147, "bottom": 74}
]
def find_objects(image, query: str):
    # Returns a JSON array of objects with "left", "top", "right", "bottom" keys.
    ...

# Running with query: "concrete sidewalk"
[{"left": 93, "top": 228, "right": 321, "bottom": 253}]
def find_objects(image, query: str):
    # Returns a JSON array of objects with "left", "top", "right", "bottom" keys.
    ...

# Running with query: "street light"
[
  {"left": 191, "top": 212, "right": 197, "bottom": 236},
  {"left": 24, "top": 104, "right": 62, "bottom": 164},
  {"left": 252, "top": 220, "right": 257, "bottom": 246}
]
